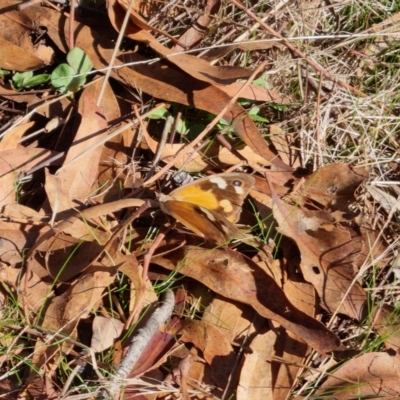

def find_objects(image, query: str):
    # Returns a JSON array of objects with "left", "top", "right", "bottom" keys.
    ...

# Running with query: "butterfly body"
[{"left": 159, "top": 173, "right": 255, "bottom": 244}]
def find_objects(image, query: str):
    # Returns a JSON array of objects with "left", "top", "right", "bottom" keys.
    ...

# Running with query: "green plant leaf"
[
  {"left": 67, "top": 47, "right": 93, "bottom": 74},
  {"left": 148, "top": 108, "right": 170, "bottom": 120},
  {"left": 51, "top": 48, "right": 93, "bottom": 93},
  {"left": 12, "top": 71, "right": 33, "bottom": 90},
  {"left": 22, "top": 74, "right": 50, "bottom": 88},
  {"left": 67, "top": 47, "right": 93, "bottom": 88},
  {"left": 51, "top": 63, "right": 75, "bottom": 93}
]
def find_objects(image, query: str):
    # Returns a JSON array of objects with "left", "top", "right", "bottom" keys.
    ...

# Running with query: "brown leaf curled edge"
[{"left": 153, "top": 246, "right": 347, "bottom": 355}]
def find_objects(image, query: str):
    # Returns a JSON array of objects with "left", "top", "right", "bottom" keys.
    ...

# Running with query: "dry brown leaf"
[
  {"left": 1, "top": 204, "right": 46, "bottom": 227},
  {"left": 371, "top": 304, "right": 400, "bottom": 352},
  {"left": 29, "top": 232, "right": 106, "bottom": 282},
  {"left": 125, "top": 328, "right": 177, "bottom": 379},
  {"left": 0, "top": 121, "right": 34, "bottom": 151},
  {"left": 271, "top": 195, "right": 366, "bottom": 319},
  {"left": 91, "top": 316, "right": 124, "bottom": 352},
  {"left": 0, "top": 35, "right": 45, "bottom": 71},
  {"left": 179, "top": 319, "right": 237, "bottom": 390},
  {"left": 0, "top": 147, "right": 61, "bottom": 208},
  {"left": 315, "top": 352, "right": 400, "bottom": 398},
  {"left": 203, "top": 296, "right": 255, "bottom": 343},
  {"left": 45, "top": 87, "right": 108, "bottom": 214},
  {"left": 116, "top": 52, "right": 289, "bottom": 169},
  {"left": 244, "top": 250, "right": 316, "bottom": 400},
  {"left": 216, "top": 81, "right": 287, "bottom": 103},
  {"left": 0, "top": 208, "right": 44, "bottom": 264},
  {"left": 26, "top": 198, "right": 145, "bottom": 282},
  {"left": 0, "top": 1, "right": 54, "bottom": 69},
  {"left": 93, "top": 80, "right": 132, "bottom": 202},
  {"left": 153, "top": 246, "right": 344, "bottom": 355},
  {"left": 300, "top": 163, "right": 368, "bottom": 211},
  {"left": 269, "top": 279, "right": 316, "bottom": 400},
  {"left": 143, "top": 128, "right": 272, "bottom": 170},
  {"left": 202, "top": 297, "right": 268, "bottom": 397},
  {"left": 269, "top": 125, "right": 301, "bottom": 168},
  {"left": 0, "top": 226, "right": 38, "bottom": 264},
  {"left": 111, "top": 0, "right": 254, "bottom": 86},
  {"left": 237, "top": 324, "right": 277, "bottom": 400},
  {"left": 216, "top": 140, "right": 273, "bottom": 166},
  {"left": 201, "top": 40, "right": 284, "bottom": 62},
  {"left": 0, "top": 84, "right": 43, "bottom": 105},
  {"left": 266, "top": 165, "right": 372, "bottom": 319},
  {"left": 0, "top": 264, "right": 51, "bottom": 313},
  {"left": 29, "top": 266, "right": 119, "bottom": 378},
  {"left": 119, "top": 256, "right": 158, "bottom": 313}
]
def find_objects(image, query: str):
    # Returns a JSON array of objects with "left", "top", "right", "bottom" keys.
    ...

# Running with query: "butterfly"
[{"left": 158, "top": 173, "right": 255, "bottom": 244}]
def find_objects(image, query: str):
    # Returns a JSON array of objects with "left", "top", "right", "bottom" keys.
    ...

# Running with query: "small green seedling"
[
  {"left": 11, "top": 71, "right": 50, "bottom": 90},
  {"left": 51, "top": 47, "right": 93, "bottom": 93}
]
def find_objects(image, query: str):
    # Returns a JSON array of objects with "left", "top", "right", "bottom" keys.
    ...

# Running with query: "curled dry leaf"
[
  {"left": 172, "top": 0, "right": 220, "bottom": 51},
  {"left": 111, "top": 0, "right": 255, "bottom": 86},
  {"left": 267, "top": 164, "right": 384, "bottom": 320},
  {"left": 315, "top": 352, "right": 400, "bottom": 398},
  {"left": 153, "top": 246, "right": 344, "bottom": 355},
  {"left": 271, "top": 193, "right": 367, "bottom": 319}
]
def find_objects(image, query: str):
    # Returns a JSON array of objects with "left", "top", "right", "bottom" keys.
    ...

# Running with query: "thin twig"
[
  {"left": 96, "top": 0, "right": 136, "bottom": 108},
  {"left": 99, "top": 290, "right": 175, "bottom": 399},
  {"left": 69, "top": 0, "right": 76, "bottom": 49}
]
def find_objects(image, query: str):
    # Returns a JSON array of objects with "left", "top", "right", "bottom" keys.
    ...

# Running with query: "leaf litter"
[{"left": 0, "top": 0, "right": 399, "bottom": 398}]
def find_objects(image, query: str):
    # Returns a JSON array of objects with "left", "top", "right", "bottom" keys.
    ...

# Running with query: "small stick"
[
  {"left": 99, "top": 290, "right": 175, "bottom": 399},
  {"left": 69, "top": 0, "right": 76, "bottom": 49}
]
